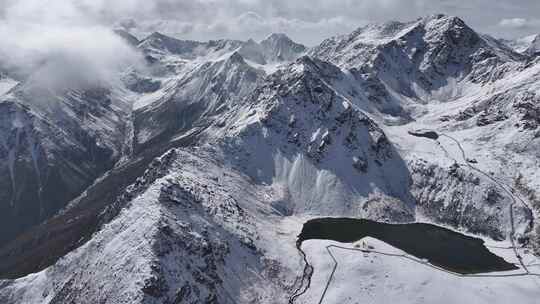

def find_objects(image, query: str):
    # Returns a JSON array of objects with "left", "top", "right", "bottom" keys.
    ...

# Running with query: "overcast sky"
[
  {"left": 1, "top": 0, "right": 540, "bottom": 87},
  {"left": 109, "top": 0, "right": 540, "bottom": 45},
  {"left": 1, "top": 0, "right": 540, "bottom": 46}
]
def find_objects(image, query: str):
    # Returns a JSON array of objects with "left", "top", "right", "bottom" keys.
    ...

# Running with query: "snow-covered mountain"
[
  {"left": 1, "top": 14, "right": 540, "bottom": 304},
  {"left": 526, "top": 34, "right": 540, "bottom": 56},
  {"left": 260, "top": 33, "right": 307, "bottom": 63},
  {"left": 502, "top": 34, "right": 540, "bottom": 56},
  {"left": 138, "top": 31, "right": 306, "bottom": 68},
  {"left": 310, "top": 14, "right": 525, "bottom": 102},
  {"left": 0, "top": 78, "right": 132, "bottom": 246}
]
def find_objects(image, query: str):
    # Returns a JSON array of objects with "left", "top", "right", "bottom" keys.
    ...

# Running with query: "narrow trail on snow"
[
  {"left": 290, "top": 130, "right": 539, "bottom": 303},
  {"left": 438, "top": 133, "right": 533, "bottom": 274},
  {"left": 315, "top": 242, "right": 540, "bottom": 304}
]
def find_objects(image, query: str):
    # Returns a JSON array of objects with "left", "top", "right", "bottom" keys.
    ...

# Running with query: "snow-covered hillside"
[
  {"left": 502, "top": 34, "right": 540, "bottom": 56},
  {"left": 299, "top": 238, "right": 540, "bottom": 304},
  {"left": 526, "top": 35, "right": 540, "bottom": 56},
  {"left": 308, "top": 14, "right": 540, "bottom": 242},
  {"left": 0, "top": 78, "right": 132, "bottom": 245},
  {"left": 1, "top": 14, "right": 540, "bottom": 304},
  {"left": 310, "top": 14, "right": 525, "bottom": 102}
]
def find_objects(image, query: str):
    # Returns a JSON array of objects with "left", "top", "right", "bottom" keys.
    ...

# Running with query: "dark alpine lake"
[{"left": 298, "top": 218, "right": 517, "bottom": 274}]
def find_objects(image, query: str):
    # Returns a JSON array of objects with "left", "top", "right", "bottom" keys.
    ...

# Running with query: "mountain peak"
[
  {"left": 146, "top": 31, "right": 168, "bottom": 40},
  {"left": 113, "top": 29, "right": 140, "bottom": 47},
  {"left": 345, "top": 14, "right": 472, "bottom": 47},
  {"left": 260, "top": 33, "right": 306, "bottom": 62},
  {"left": 422, "top": 14, "right": 472, "bottom": 33},
  {"left": 287, "top": 55, "right": 343, "bottom": 80},
  {"left": 349, "top": 20, "right": 414, "bottom": 44},
  {"left": 228, "top": 51, "right": 246, "bottom": 64},
  {"left": 261, "top": 33, "right": 293, "bottom": 43},
  {"left": 419, "top": 14, "right": 480, "bottom": 48},
  {"left": 138, "top": 32, "right": 206, "bottom": 58},
  {"left": 142, "top": 32, "right": 201, "bottom": 46},
  {"left": 310, "top": 13, "right": 524, "bottom": 99},
  {"left": 422, "top": 13, "right": 462, "bottom": 23},
  {"left": 526, "top": 34, "right": 540, "bottom": 56}
]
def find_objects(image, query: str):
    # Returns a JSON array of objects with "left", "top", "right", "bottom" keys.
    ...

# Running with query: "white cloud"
[
  {"left": 107, "top": 0, "right": 540, "bottom": 44},
  {"left": 1, "top": 0, "right": 540, "bottom": 83},
  {"left": 0, "top": 0, "right": 143, "bottom": 90},
  {"left": 498, "top": 18, "right": 540, "bottom": 29},
  {"left": 121, "top": 8, "right": 361, "bottom": 46}
]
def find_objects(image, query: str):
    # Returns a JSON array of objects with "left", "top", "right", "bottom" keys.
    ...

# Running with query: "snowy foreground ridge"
[{"left": 1, "top": 14, "right": 540, "bottom": 303}]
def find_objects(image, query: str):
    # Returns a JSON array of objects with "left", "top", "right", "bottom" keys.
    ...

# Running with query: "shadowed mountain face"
[
  {"left": 132, "top": 51, "right": 264, "bottom": 153},
  {"left": 0, "top": 85, "right": 130, "bottom": 245}
]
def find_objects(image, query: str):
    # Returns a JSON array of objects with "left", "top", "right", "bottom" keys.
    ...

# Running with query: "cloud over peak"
[
  {"left": 1, "top": 0, "right": 540, "bottom": 91},
  {"left": 0, "top": 0, "right": 143, "bottom": 89}
]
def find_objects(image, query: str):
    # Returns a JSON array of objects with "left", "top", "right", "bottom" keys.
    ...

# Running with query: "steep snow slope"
[
  {"left": 139, "top": 32, "right": 244, "bottom": 62},
  {"left": 131, "top": 32, "right": 307, "bottom": 152},
  {"left": 138, "top": 31, "right": 306, "bottom": 68},
  {"left": 260, "top": 33, "right": 307, "bottom": 62},
  {"left": 501, "top": 34, "right": 538, "bottom": 53},
  {"left": 503, "top": 34, "right": 540, "bottom": 56},
  {"left": 133, "top": 51, "right": 264, "bottom": 152},
  {"left": 0, "top": 80, "right": 132, "bottom": 245},
  {"left": 0, "top": 29, "right": 303, "bottom": 249},
  {"left": 209, "top": 56, "right": 414, "bottom": 219},
  {"left": 526, "top": 35, "right": 540, "bottom": 56},
  {"left": 310, "top": 14, "right": 525, "bottom": 103},
  {"left": 0, "top": 77, "right": 17, "bottom": 96},
  {"left": 0, "top": 149, "right": 294, "bottom": 303}
]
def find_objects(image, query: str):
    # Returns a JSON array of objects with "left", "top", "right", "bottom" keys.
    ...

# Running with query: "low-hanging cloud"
[
  {"left": 106, "top": 0, "right": 540, "bottom": 44},
  {"left": 1, "top": 0, "right": 540, "bottom": 91},
  {"left": 0, "top": 0, "right": 143, "bottom": 90}
]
